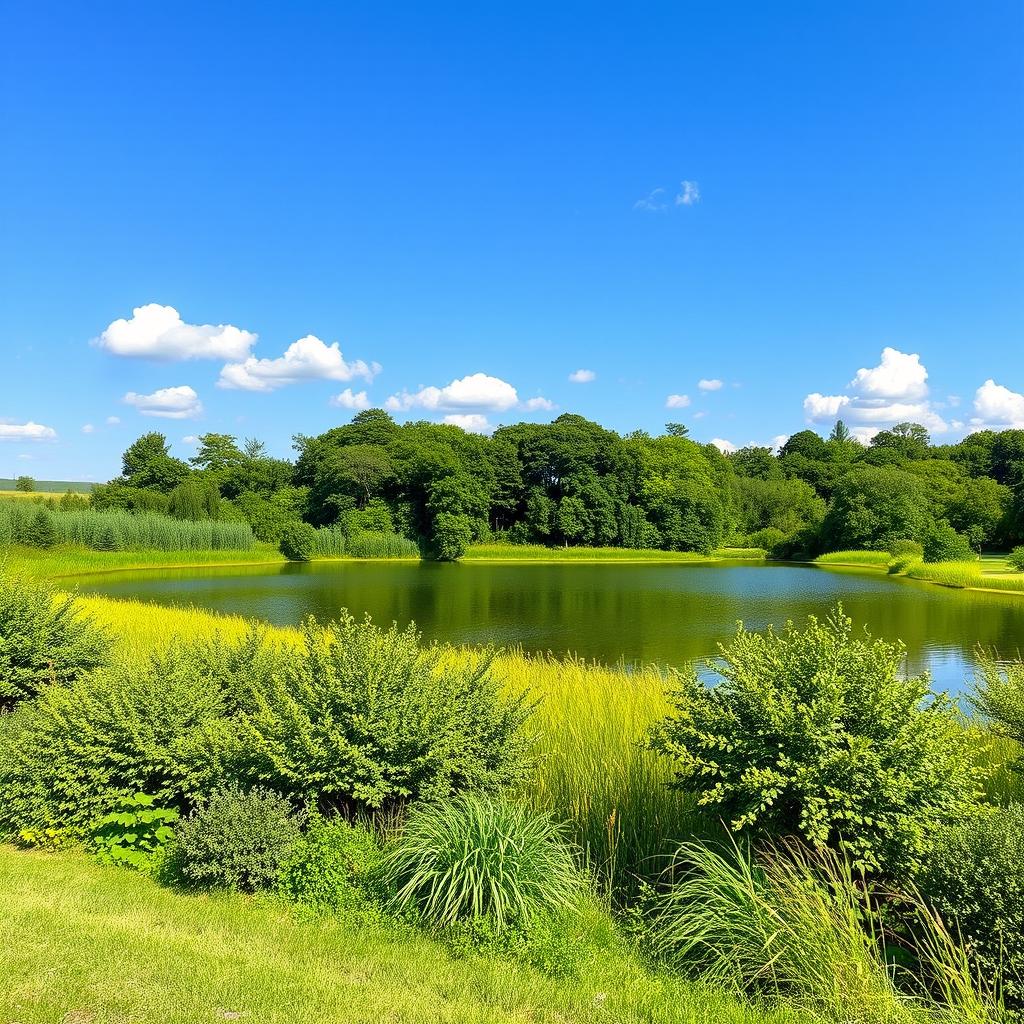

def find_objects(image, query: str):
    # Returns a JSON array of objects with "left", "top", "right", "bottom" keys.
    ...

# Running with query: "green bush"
[
  {"left": 279, "top": 521, "right": 317, "bottom": 561},
  {"left": 920, "top": 804, "right": 1024, "bottom": 1013},
  {"left": 24, "top": 506, "right": 57, "bottom": 548},
  {"left": 0, "top": 574, "right": 108, "bottom": 709},
  {"left": 1009, "top": 546, "right": 1024, "bottom": 572},
  {"left": 384, "top": 793, "right": 585, "bottom": 931},
  {"left": 0, "top": 645, "right": 234, "bottom": 835},
  {"left": 649, "top": 608, "right": 983, "bottom": 876},
  {"left": 888, "top": 538, "right": 924, "bottom": 558},
  {"left": 971, "top": 654, "right": 1024, "bottom": 746},
  {"left": 171, "top": 785, "right": 302, "bottom": 892},
  {"left": 921, "top": 520, "right": 975, "bottom": 562},
  {"left": 90, "top": 792, "right": 178, "bottom": 873},
  {"left": 744, "top": 527, "right": 788, "bottom": 556},
  {"left": 278, "top": 814, "right": 387, "bottom": 915},
  {"left": 233, "top": 615, "right": 534, "bottom": 811}
]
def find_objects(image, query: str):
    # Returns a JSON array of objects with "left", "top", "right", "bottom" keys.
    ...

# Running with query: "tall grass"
[
  {"left": 347, "top": 530, "right": 420, "bottom": 558},
  {"left": 311, "top": 526, "right": 348, "bottom": 557},
  {"left": 652, "top": 840, "right": 996, "bottom": 1024},
  {"left": 712, "top": 547, "right": 768, "bottom": 559},
  {"left": 0, "top": 503, "right": 254, "bottom": 552},
  {"left": 815, "top": 550, "right": 891, "bottom": 567}
]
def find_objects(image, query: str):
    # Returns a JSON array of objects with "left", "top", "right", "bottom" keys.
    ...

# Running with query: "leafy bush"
[
  {"left": 649, "top": 608, "right": 983, "bottom": 876},
  {"left": 744, "top": 527, "right": 788, "bottom": 556},
  {"left": 888, "top": 538, "right": 924, "bottom": 558},
  {"left": 233, "top": 615, "right": 534, "bottom": 811},
  {"left": 971, "top": 653, "right": 1024, "bottom": 746},
  {"left": 279, "top": 521, "right": 317, "bottom": 561},
  {"left": 887, "top": 552, "right": 922, "bottom": 575},
  {"left": 384, "top": 793, "right": 585, "bottom": 931},
  {"left": 0, "top": 574, "right": 108, "bottom": 709},
  {"left": 1009, "top": 546, "right": 1024, "bottom": 572},
  {"left": 90, "top": 792, "right": 178, "bottom": 872},
  {"left": 0, "top": 645, "right": 234, "bottom": 835},
  {"left": 922, "top": 520, "right": 976, "bottom": 562},
  {"left": 24, "top": 506, "right": 58, "bottom": 548},
  {"left": 920, "top": 804, "right": 1024, "bottom": 1013},
  {"left": 278, "top": 814, "right": 387, "bottom": 914},
  {"left": 171, "top": 785, "right": 302, "bottom": 892}
]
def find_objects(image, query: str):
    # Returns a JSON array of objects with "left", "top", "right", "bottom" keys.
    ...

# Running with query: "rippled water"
[{"left": 73, "top": 560, "right": 1024, "bottom": 693}]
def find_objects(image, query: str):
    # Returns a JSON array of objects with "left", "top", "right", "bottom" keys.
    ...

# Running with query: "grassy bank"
[
  {"left": 814, "top": 550, "right": 1024, "bottom": 595},
  {"left": 463, "top": 543, "right": 764, "bottom": 562},
  {"left": 0, "top": 847, "right": 809, "bottom": 1024}
]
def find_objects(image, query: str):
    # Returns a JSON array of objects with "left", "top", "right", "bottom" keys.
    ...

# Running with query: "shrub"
[
  {"left": 0, "top": 645, "right": 234, "bottom": 835},
  {"left": 171, "top": 785, "right": 302, "bottom": 892},
  {"left": 384, "top": 793, "right": 585, "bottom": 931},
  {"left": 888, "top": 552, "right": 922, "bottom": 575},
  {"left": 649, "top": 607, "right": 983, "bottom": 877},
  {"left": 233, "top": 615, "right": 534, "bottom": 811},
  {"left": 920, "top": 804, "right": 1024, "bottom": 1013},
  {"left": 1009, "top": 546, "right": 1024, "bottom": 572},
  {"left": 888, "top": 538, "right": 924, "bottom": 558},
  {"left": 24, "top": 506, "right": 57, "bottom": 548},
  {"left": 971, "top": 653, "right": 1024, "bottom": 746},
  {"left": 279, "top": 521, "right": 317, "bottom": 561},
  {"left": 744, "top": 527, "right": 788, "bottom": 556},
  {"left": 0, "top": 574, "right": 108, "bottom": 709},
  {"left": 921, "top": 520, "right": 975, "bottom": 563},
  {"left": 90, "top": 792, "right": 178, "bottom": 872},
  {"left": 278, "top": 814, "right": 387, "bottom": 914}
]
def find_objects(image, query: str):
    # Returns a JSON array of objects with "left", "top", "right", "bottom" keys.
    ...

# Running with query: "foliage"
[
  {"left": 820, "top": 466, "right": 931, "bottom": 552},
  {"left": 346, "top": 530, "right": 420, "bottom": 558},
  {"left": 650, "top": 840, "right": 994, "bottom": 1024},
  {"left": 170, "top": 785, "right": 302, "bottom": 892},
  {"left": 279, "top": 520, "right": 317, "bottom": 560},
  {"left": 921, "top": 520, "right": 975, "bottom": 562},
  {"left": 167, "top": 476, "right": 220, "bottom": 521},
  {"left": 90, "top": 792, "right": 178, "bottom": 872},
  {"left": 14, "top": 475, "right": 34, "bottom": 492},
  {"left": 24, "top": 506, "right": 57, "bottom": 548},
  {"left": 971, "top": 653, "right": 1024, "bottom": 746},
  {"left": 920, "top": 804, "right": 1024, "bottom": 1013},
  {"left": 888, "top": 539, "right": 924, "bottom": 558},
  {"left": 0, "top": 574, "right": 108, "bottom": 709},
  {"left": 649, "top": 608, "right": 983, "bottom": 876},
  {"left": 278, "top": 814, "right": 388, "bottom": 914},
  {"left": 814, "top": 549, "right": 890, "bottom": 566},
  {"left": 230, "top": 615, "right": 535, "bottom": 811},
  {"left": 1009, "top": 546, "right": 1024, "bottom": 572},
  {"left": 384, "top": 793, "right": 585, "bottom": 930}
]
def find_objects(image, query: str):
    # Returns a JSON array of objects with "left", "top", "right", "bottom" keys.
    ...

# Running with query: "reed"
[{"left": 814, "top": 550, "right": 891, "bottom": 567}]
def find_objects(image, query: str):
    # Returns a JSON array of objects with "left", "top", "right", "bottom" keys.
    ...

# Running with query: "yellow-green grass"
[
  {"left": 464, "top": 543, "right": 744, "bottom": 562},
  {"left": 814, "top": 550, "right": 891, "bottom": 567},
  {"left": 712, "top": 547, "right": 767, "bottom": 559},
  {"left": 0, "top": 847, "right": 814, "bottom": 1024},
  {"left": 816, "top": 551, "right": 1024, "bottom": 595}
]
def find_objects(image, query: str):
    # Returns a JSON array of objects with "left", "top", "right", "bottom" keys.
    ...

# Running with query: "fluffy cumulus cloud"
[
  {"left": 971, "top": 379, "right": 1024, "bottom": 429},
  {"left": 665, "top": 394, "right": 691, "bottom": 408},
  {"left": 123, "top": 385, "right": 202, "bottom": 419},
  {"left": 97, "top": 304, "right": 257, "bottom": 361},
  {"left": 442, "top": 413, "right": 491, "bottom": 433},
  {"left": 711, "top": 437, "right": 737, "bottom": 453},
  {"left": 0, "top": 420, "right": 57, "bottom": 441},
  {"left": 330, "top": 388, "right": 371, "bottom": 411},
  {"left": 522, "top": 396, "right": 556, "bottom": 412},
  {"left": 698, "top": 378, "right": 723, "bottom": 391},
  {"left": 219, "top": 336, "right": 380, "bottom": 392},
  {"left": 569, "top": 368, "right": 596, "bottom": 383},
  {"left": 387, "top": 373, "right": 519, "bottom": 413},
  {"left": 81, "top": 423, "right": 95, "bottom": 434},
  {"left": 802, "top": 347, "right": 949, "bottom": 437}
]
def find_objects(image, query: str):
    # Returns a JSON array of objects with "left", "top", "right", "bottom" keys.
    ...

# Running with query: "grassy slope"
[
  {"left": 0, "top": 848, "right": 811, "bottom": 1024},
  {"left": 0, "top": 479, "right": 93, "bottom": 493},
  {"left": 814, "top": 550, "right": 1024, "bottom": 595}
]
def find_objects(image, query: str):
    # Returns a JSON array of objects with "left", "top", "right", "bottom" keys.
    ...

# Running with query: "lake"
[{"left": 72, "top": 560, "right": 1024, "bottom": 692}]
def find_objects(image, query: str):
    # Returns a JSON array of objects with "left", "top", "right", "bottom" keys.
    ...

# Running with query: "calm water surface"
[{"left": 73, "top": 561, "right": 1024, "bottom": 693}]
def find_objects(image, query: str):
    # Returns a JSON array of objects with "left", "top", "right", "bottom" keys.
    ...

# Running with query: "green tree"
[
  {"left": 730, "top": 447, "right": 782, "bottom": 481},
  {"left": 821, "top": 466, "right": 931, "bottom": 550},
  {"left": 14, "top": 475, "right": 34, "bottom": 492},
  {"left": 168, "top": 476, "right": 220, "bottom": 521},
  {"left": 120, "top": 433, "right": 190, "bottom": 492},
  {"left": 279, "top": 522, "right": 317, "bottom": 561},
  {"left": 24, "top": 506, "right": 57, "bottom": 548},
  {"left": 948, "top": 476, "right": 1010, "bottom": 549}
]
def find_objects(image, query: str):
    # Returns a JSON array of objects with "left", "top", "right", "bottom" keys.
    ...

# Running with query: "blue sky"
[{"left": 1, "top": 1, "right": 1022, "bottom": 480}]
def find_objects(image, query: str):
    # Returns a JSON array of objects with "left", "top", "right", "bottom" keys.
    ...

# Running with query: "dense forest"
[{"left": 86, "top": 411, "right": 1024, "bottom": 560}]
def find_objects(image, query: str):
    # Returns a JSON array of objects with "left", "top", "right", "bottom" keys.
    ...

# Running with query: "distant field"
[{"left": 0, "top": 478, "right": 93, "bottom": 493}]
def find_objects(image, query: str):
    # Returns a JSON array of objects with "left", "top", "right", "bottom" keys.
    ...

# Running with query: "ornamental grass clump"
[
  {"left": 649, "top": 607, "right": 983, "bottom": 877},
  {"left": 0, "top": 572, "right": 108, "bottom": 709},
  {"left": 384, "top": 792, "right": 585, "bottom": 931},
  {"left": 971, "top": 653, "right": 1024, "bottom": 746}
]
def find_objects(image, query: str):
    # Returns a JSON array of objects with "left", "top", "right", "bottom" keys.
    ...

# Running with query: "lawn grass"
[
  {"left": 814, "top": 550, "right": 891, "bottom": 567},
  {"left": 0, "top": 846, "right": 814, "bottom": 1024}
]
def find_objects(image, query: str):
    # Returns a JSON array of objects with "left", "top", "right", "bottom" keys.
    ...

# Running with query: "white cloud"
[
  {"left": 771, "top": 434, "right": 790, "bottom": 451},
  {"left": 81, "top": 423, "right": 95, "bottom": 434},
  {"left": 692, "top": 410, "right": 707, "bottom": 420},
  {"left": 219, "top": 335, "right": 380, "bottom": 392},
  {"left": 182, "top": 435, "right": 199, "bottom": 444},
  {"left": 666, "top": 394, "right": 691, "bottom": 408},
  {"left": 123, "top": 385, "right": 202, "bottom": 419},
  {"left": 106, "top": 415, "right": 121, "bottom": 425},
  {"left": 522, "top": 396, "right": 556, "bottom": 412},
  {"left": 849, "top": 347, "right": 928, "bottom": 400},
  {"left": 803, "top": 393, "right": 851, "bottom": 420},
  {"left": 330, "top": 388, "right": 371, "bottom": 411},
  {"left": 971, "top": 379, "right": 1024, "bottom": 429},
  {"left": 676, "top": 180, "right": 701, "bottom": 206},
  {"left": 634, "top": 188, "right": 668, "bottom": 212},
  {"left": 569, "top": 369, "right": 596, "bottom": 383},
  {"left": 386, "top": 373, "right": 519, "bottom": 413},
  {"left": 698, "top": 378, "right": 723, "bottom": 391},
  {"left": 711, "top": 437, "right": 737, "bottom": 453},
  {"left": 0, "top": 420, "right": 57, "bottom": 441},
  {"left": 442, "top": 413, "right": 492, "bottom": 433},
  {"left": 97, "top": 303, "right": 256, "bottom": 361}
]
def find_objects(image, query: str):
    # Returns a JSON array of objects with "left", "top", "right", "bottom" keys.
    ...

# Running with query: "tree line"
[{"left": 90, "top": 411, "right": 1024, "bottom": 559}]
